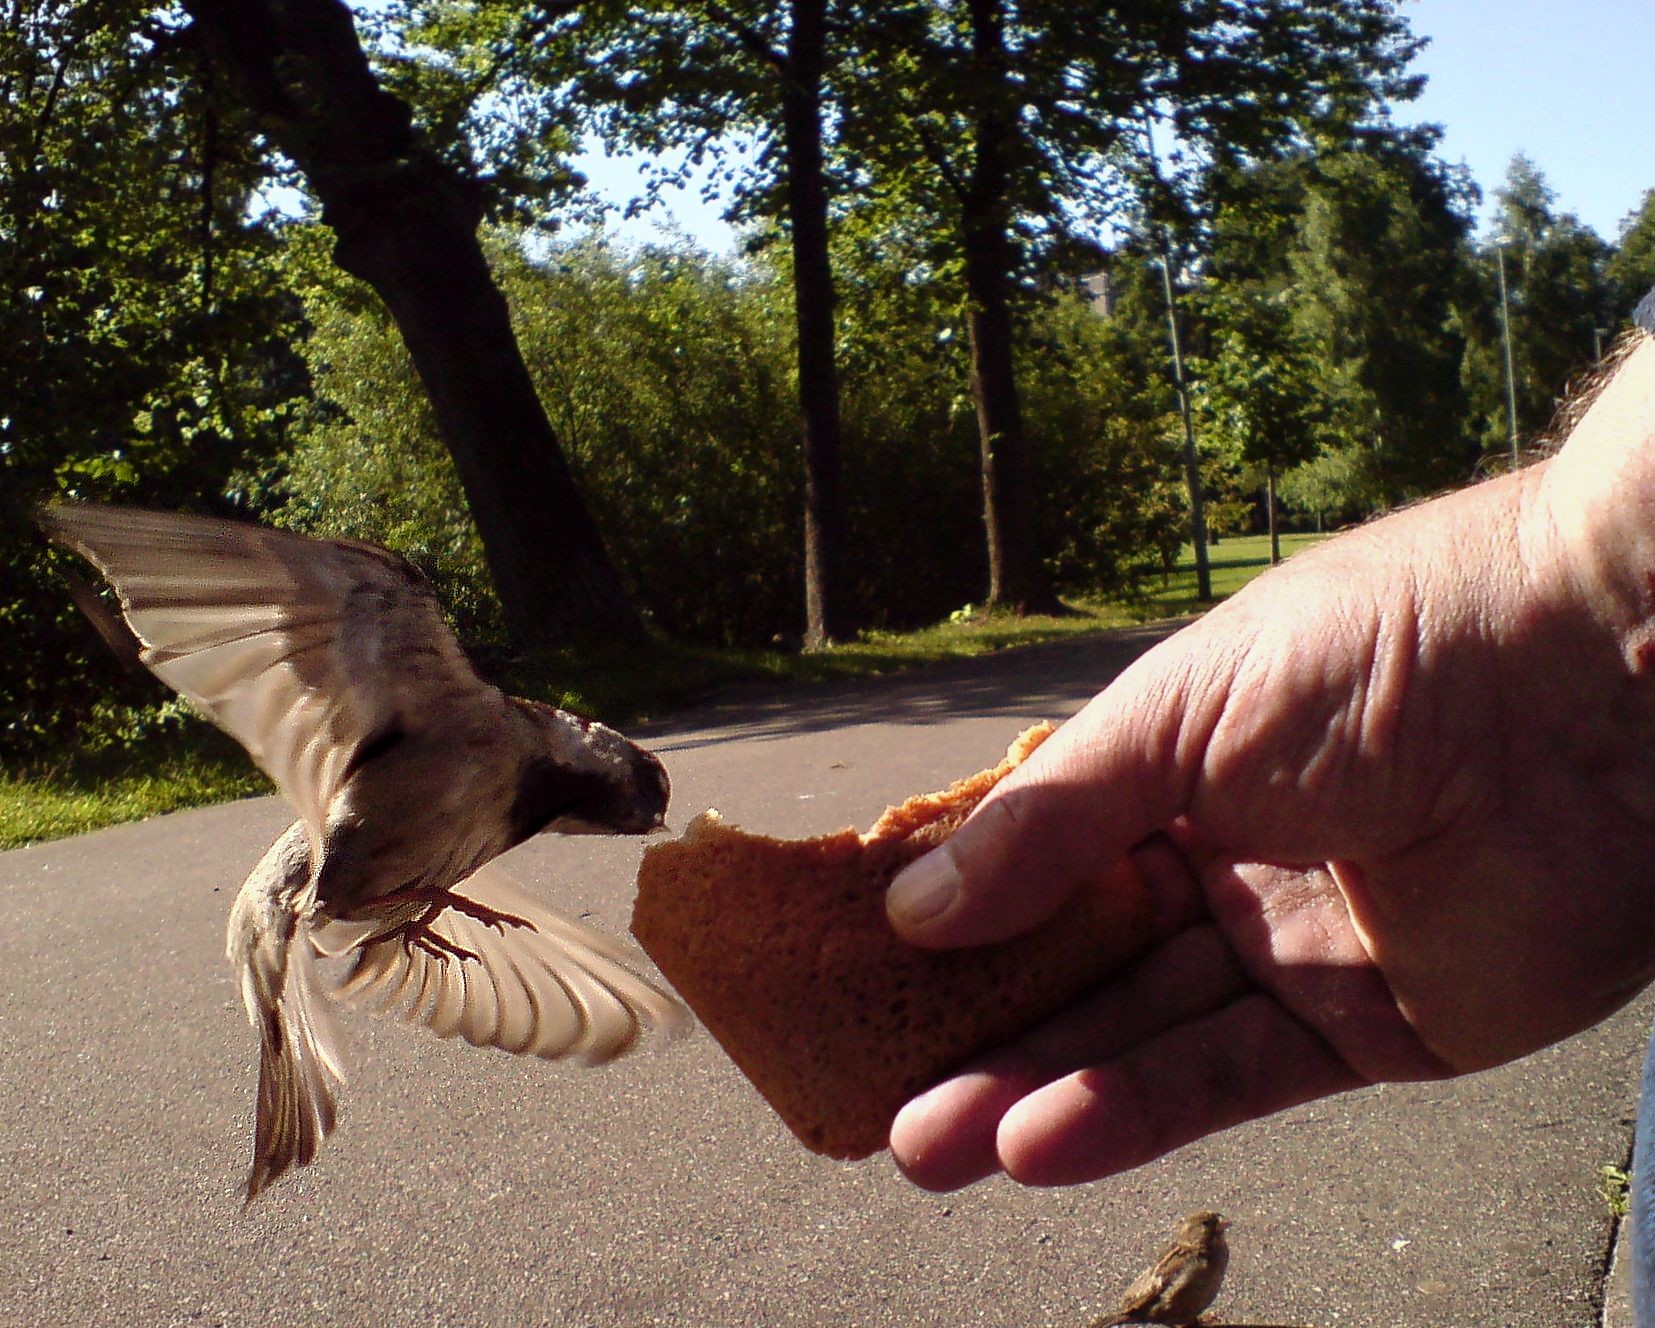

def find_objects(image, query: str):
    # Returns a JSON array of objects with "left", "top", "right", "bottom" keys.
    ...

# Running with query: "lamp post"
[
  {"left": 1495, "top": 242, "right": 1520, "bottom": 469},
  {"left": 1138, "top": 111, "right": 1211, "bottom": 604},
  {"left": 1158, "top": 236, "right": 1212, "bottom": 603}
]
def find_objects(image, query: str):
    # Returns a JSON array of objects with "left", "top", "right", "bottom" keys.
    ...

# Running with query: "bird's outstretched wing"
[
  {"left": 37, "top": 503, "right": 490, "bottom": 834},
  {"left": 326, "top": 862, "right": 690, "bottom": 1064}
]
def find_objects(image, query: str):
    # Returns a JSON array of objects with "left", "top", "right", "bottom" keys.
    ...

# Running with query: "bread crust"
[{"left": 630, "top": 723, "right": 1154, "bottom": 1159}]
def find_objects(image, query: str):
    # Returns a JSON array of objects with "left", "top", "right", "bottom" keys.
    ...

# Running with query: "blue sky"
[
  {"left": 1406, "top": 0, "right": 1652, "bottom": 239},
  {"left": 574, "top": 0, "right": 1654, "bottom": 253}
]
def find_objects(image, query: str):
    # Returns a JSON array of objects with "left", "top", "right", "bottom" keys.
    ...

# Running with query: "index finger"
[{"left": 885, "top": 639, "right": 1211, "bottom": 947}]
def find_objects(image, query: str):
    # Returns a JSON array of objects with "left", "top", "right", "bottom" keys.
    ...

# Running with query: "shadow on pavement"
[{"left": 641, "top": 622, "right": 1187, "bottom": 753}]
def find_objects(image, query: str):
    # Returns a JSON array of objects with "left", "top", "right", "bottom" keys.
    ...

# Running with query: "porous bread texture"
[{"left": 630, "top": 723, "right": 1155, "bottom": 1160}]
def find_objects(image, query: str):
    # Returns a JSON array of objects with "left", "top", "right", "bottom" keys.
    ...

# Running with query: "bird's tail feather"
[
  {"left": 229, "top": 825, "right": 348, "bottom": 1204},
  {"left": 243, "top": 932, "right": 347, "bottom": 1204}
]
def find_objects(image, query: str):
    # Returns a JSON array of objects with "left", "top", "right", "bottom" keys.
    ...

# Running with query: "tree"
[
  {"left": 181, "top": 0, "right": 646, "bottom": 649},
  {"left": 576, "top": 0, "right": 860, "bottom": 646},
  {"left": 413, "top": 0, "right": 859, "bottom": 647},
  {"left": 1287, "top": 135, "right": 1480, "bottom": 503},
  {"left": 1607, "top": 188, "right": 1655, "bottom": 326},
  {"left": 845, "top": 0, "right": 1427, "bottom": 613},
  {"left": 839, "top": 0, "right": 1117, "bottom": 615},
  {"left": 1466, "top": 154, "right": 1613, "bottom": 459},
  {"left": 1197, "top": 288, "right": 1324, "bottom": 563},
  {"left": 1, "top": 0, "right": 304, "bottom": 753},
  {"left": 948, "top": 0, "right": 1065, "bottom": 615},
  {"left": 773, "top": 0, "right": 852, "bottom": 648}
]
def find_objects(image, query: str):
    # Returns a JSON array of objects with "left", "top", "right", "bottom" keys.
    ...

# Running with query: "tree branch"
[
  {"left": 695, "top": 0, "right": 786, "bottom": 75},
  {"left": 437, "top": 0, "right": 585, "bottom": 127},
  {"left": 912, "top": 115, "right": 967, "bottom": 202}
]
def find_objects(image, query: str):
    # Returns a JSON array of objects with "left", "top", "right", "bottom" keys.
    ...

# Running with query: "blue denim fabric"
[{"left": 1633, "top": 1017, "right": 1655, "bottom": 1324}]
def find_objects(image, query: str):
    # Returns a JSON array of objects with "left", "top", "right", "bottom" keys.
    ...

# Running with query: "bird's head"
[
  {"left": 1183, "top": 1211, "right": 1228, "bottom": 1243},
  {"left": 510, "top": 699, "right": 671, "bottom": 841}
]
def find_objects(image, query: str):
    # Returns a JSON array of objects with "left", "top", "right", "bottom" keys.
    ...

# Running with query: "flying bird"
[
  {"left": 38, "top": 503, "right": 688, "bottom": 1201},
  {"left": 1093, "top": 1211, "right": 1230, "bottom": 1327}
]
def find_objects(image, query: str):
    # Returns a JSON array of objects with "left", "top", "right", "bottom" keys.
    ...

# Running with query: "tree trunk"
[
  {"left": 1266, "top": 466, "right": 1280, "bottom": 564},
  {"left": 182, "top": 0, "right": 646, "bottom": 649},
  {"left": 780, "top": 0, "right": 853, "bottom": 649},
  {"left": 959, "top": 0, "right": 1061, "bottom": 615}
]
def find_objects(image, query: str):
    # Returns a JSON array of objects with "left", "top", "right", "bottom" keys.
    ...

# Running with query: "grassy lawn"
[
  {"left": 1131, "top": 530, "right": 1328, "bottom": 610},
  {"left": 0, "top": 530, "right": 1324, "bottom": 850},
  {"left": 0, "top": 737, "right": 269, "bottom": 851}
]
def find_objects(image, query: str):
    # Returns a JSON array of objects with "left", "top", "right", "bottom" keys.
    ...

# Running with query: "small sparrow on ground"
[
  {"left": 39, "top": 503, "right": 688, "bottom": 1201},
  {"left": 1093, "top": 1211, "right": 1230, "bottom": 1326}
]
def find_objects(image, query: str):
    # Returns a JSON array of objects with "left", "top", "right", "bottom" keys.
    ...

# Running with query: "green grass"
[
  {"left": 1131, "top": 531, "right": 1329, "bottom": 612},
  {"left": 1, "top": 530, "right": 1324, "bottom": 849},
  {"left": 0, "top": 730, "right": 271, "bottom": 850},
  {"left": 1601, "top": 1163, "right": 1632, "bottom": 1218}
]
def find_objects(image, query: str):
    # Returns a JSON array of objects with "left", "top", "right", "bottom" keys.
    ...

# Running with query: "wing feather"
[
  {"left": 332, "top": 937, "right": 406, "bottom": 1012},
  {"left": 333, "top": 862, "right": 688, "bottom": 1064},
  {"left": 455, "top": 949, "right": 504, "bottom": 1049},
  {"left": 400, "top": 947, "right": 438, "bottom": 1025},
  {"left": 487, "top": 950, "right": 539, "bottom": 1055},
  {"left": 37, "top": 503, "right": 489, "bottom": 835},
  {"left": 506, "top": 941, "right": 584, "bottom": 1058},
  {"left": 424, "top": 953, "right": 470, "bottom": 1040}
]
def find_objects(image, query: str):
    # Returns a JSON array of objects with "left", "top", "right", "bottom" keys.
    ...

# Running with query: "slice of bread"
[{"left": 630, "top": 723, "right": 1155, "bottom": 1159}]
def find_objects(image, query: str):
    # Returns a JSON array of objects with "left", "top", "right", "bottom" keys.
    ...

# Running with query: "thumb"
[{"left": 884, "top": 671, "right": 1194, "bottom": 948}]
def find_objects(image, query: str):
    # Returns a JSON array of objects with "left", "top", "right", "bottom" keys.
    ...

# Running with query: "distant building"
[{"left": 1081, "top": 269, "right": 1115, "bottom": 318}]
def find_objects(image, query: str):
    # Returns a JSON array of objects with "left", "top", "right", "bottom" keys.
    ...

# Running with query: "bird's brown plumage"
[
  {"left": 1093, "top": 1211, "right": 1229, "bottom": 1327},
  {"left": 39, "top": 503, "right": 687, "bottom": 1201}
]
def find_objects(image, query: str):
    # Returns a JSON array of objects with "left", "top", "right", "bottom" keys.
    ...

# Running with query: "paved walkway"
[{"left": 1, "top": 626, "right": 1643, "bottom": 1327}]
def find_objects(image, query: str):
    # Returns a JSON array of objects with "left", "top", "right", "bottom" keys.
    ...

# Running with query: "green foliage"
[
  {"left": 837, "top": 0, "right": 1427, "bottom": 276},
  {"left": 506, "top": 239, "right": 804, "bottom": 644},
  {"left": 1600, "top": 1163, "right": 1631, "bottom": 1219},
  {"left": 1, "top": 1, "right": 306, "bottom": 758},
  {"left": 1017, "top": 296, "right": 1187, "bottom": 595},
  {"left": 1192, "top": 133, "right": 1479, "bottom": 516},
  {"left": 1195, "top": 288, "right": 1325, "bottom": 481},
  {"left": 270, "top": 233, "right": 1176, "bottom": 647},
  {"left": 1607, "top": 189, "right": 1655, "bottom": 326},
  {"left": 370, "top": 0, "right": 588, "bottom": 230},
  {"left": 1288, "top": 143, "right": 1480, "bottom": 501},
  {"left": 8, "top": 0, "right": 1650, "bottom": 777},
  {"left": 1464, "top": 154, "right": 1615, "bottom": 458}
]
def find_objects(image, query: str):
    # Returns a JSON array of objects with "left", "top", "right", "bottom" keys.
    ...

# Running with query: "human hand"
[{"left": 885, "top": 334, "right": 1655, "bottom": 1191}]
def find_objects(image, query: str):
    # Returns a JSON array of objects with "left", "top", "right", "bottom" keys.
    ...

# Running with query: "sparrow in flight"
[
  {"left": 1093, "top": 1211, "right": 1230, "bottom": 1326},
  {"left": 38, "top": 503, "right": 687, "bottom": 1201}
]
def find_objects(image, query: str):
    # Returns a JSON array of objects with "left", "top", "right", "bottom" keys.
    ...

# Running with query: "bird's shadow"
[
  {"left": 1200, "top": 1321, "right": 1320, "bottom": 1327},
  {"left": 1090, "top": 1318, "right": 1317, "bottom": 1327}
]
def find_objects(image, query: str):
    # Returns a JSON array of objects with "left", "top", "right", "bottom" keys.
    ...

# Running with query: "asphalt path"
[{"left": 2, "top": 623, "right": 1646, "bottom": 1327}]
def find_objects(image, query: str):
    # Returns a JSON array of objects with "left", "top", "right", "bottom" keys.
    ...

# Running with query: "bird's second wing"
[
  {"left": 38, "top": 503, "right": 489, "bottom": 833},
  {"left": 328, "top": 862, "right": 690, "bottom": 1064}
]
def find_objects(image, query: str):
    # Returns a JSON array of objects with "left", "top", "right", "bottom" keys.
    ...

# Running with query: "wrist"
[{"left": 1532, "top": 332, "right": 1655, "bottom": 667}]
